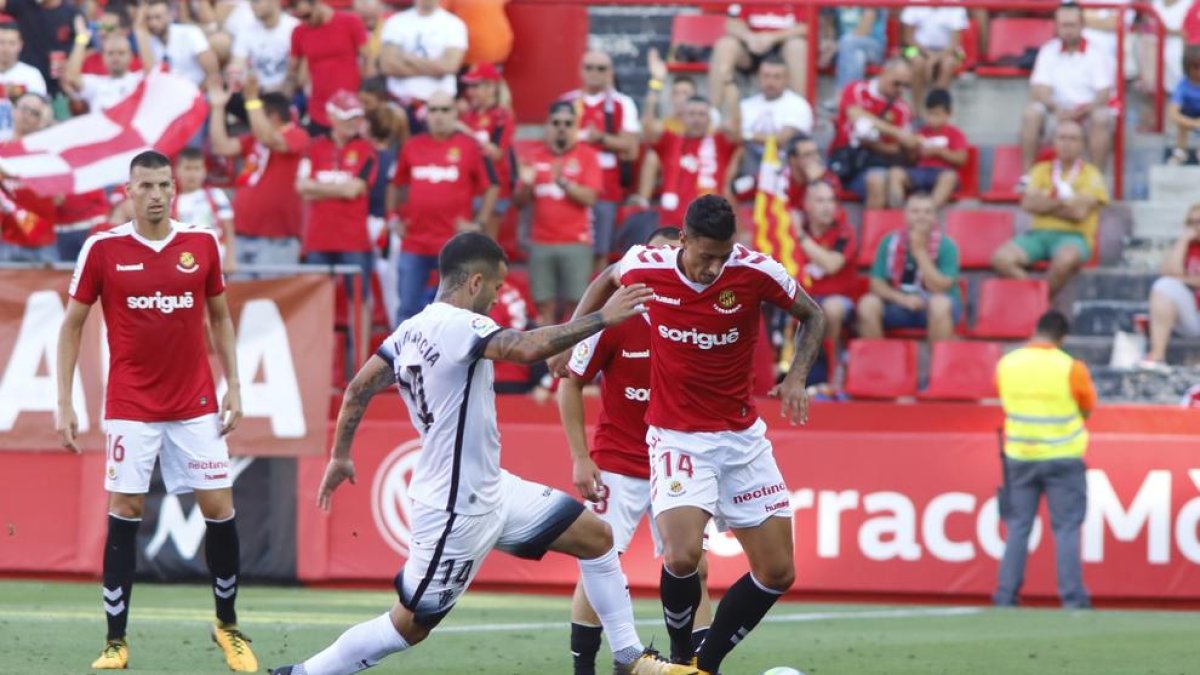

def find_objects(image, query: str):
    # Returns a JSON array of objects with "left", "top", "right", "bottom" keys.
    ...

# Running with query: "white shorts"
[
  {"left": 1152, "top": 276, "right": 1200, "bottom": 337},
  {"left": 591, "top": 471, "right": 661, "bottom": 554},
  {"left": 647, "top": 419, "right": 792, "bottom": 531},
  {"left": 396, "top": 471, "right": 583, "bottom": 626},
  {"left": 103, "top": 414, "right": 231, "bottom": 495}
]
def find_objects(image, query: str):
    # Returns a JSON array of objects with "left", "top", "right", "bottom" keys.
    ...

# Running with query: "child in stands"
[
  {"left": 886, "top": 89, "right": 967, "bottom": 209},
  {"left": 1167, "top": 44, "right": 1200, "bottom": 165}
]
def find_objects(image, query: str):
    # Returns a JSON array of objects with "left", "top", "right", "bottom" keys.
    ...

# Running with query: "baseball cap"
[
  {"left": 326, "top": 90, "right": 364, "bottom": 120},
  {"left": 463, "top": 63, "right": 502, "bottom": 84}
]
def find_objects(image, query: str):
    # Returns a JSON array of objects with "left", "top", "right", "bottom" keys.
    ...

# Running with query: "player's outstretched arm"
[
  {"left": 547, "top": 264, "right": 623, "bottom": 376},
  {"left": 55, "top": 299, "right": 92, "bottom": 453},
  {"left": 319, "top": 355, "right": 398, "bottom": 510},
  {"left": 769, "top": 292, "right": 827, "bottom": 426},
  {"left": 557, "top": 375, "right": 604, "bottom": 502},
  {"left": 207, "top": 294, "right": 243, "bottom": 436},
  {"left": 486, "top": 283, "right": 653, "bottom": 365}
]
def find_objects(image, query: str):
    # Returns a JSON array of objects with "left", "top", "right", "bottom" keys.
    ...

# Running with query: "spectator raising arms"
[
  {"left": 380, "top": 0, "right": 466, "bottom": 129},
  {"left": 0, "top": 22, "right": 47, "bottom": 142},
  {"left": 885, "top": 89, "right": 967, "bottom": 209},
  {"left": 289, "top": 0, "right": 369, "bottom": 136},
  {"left": 389, "top": 90, "right": 498, "bottom": 324},
  {"left": 1142, "top": 202, "right": 1200, "bottom": 370},
  {"left": 708, "top": 2, "right": 808, "bottom": 107},
  {"left": 62, "top": 11, "right": 155, "bottom": 113}
]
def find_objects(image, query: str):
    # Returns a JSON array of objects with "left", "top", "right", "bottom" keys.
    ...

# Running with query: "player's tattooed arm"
[
  {"left": 331, "top": 355, "right": 396, "bottom": 458},
  {"left": 785, "top": 291, "right": 827, "bottom": 377},
  {"left": 485, "top": 283, "right": 655, "bottom": 364}
]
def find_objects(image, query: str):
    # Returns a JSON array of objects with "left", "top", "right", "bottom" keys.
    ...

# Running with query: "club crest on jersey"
[
  {"left": 447, "top": 147, "right": 461, "bottom": 163},
  {"left": 714, "top": 289, "right": 742, "bottom": 314},
  {"left": 177, "top": 251, "right": 198, "bottom": 273},
  {"left": 345, "top": 150, "right": 359, "bottom": 166},
  {"left": 668, "top": 480, "right": 686, "bottom": 496}
]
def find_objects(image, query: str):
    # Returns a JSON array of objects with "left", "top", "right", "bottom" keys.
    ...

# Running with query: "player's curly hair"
[{"left": 683, "top": 194, "right": 736, "bottom": 242}]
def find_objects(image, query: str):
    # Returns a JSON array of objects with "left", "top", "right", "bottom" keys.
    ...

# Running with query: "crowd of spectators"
[{"left": 2, "top": 0, "right": 1200, "bottom": 389}]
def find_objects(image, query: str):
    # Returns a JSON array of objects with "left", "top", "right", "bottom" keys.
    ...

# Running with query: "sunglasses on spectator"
[
  {"left": 427, "top": 106, "right": 454, "bottom": 113},
  {"left": 98, "top": 21, "right": 119, "bottom": 32},
  {"left": 583, "top": 64, "right": 609, "bottom": 72},
  {"left": 550, "top": 119, "right": 575, "bottom": 127}
]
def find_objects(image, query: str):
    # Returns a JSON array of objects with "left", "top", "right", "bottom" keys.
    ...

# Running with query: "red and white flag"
[{"left": 0, "top": 70, "right": 207, "bottom": 198}]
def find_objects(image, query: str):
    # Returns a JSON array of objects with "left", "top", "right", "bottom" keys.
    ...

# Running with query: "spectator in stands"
[
  {"left": 739, "top": 56, "right": 814, "bottom": 170},
  {"left": 828, "top": 57, "right": 917, "bottom": 208},
  {"left": 0, "top": 92, "right": 56, "bottom": 262},
  {"left": 379, "top": 0, "right": 467, "bottom": 132},
  {"left": 208, "top": 76, "right": 309, "bottom": 269},
  {"left": 899, "top": 4, "right": 967, "bottom": 118},
  {"left": 63, "top": 14, "right": 154, "bottom": 112},
  {"left": 513, "top": 101, "right": 602, "bottom": 323},
  {"left": 289, "top": 0, "right": 369, "bottom": 136},
  {"left": 490, "top": 279, "right": 537, "bottom": 393},
  {"left": 664, "top": 73, "right": 700, "bottom": 134},
  {"left": 173, "top": 147, "right": 236, "bottom": 271},
  {"left": 784, "top": 133, "right": 840, "bottom": 206},
  {"left": 1082, "top": 2, "right": 1133, "bottom": 64},
  {"left": 359, "top": 75, "right": 409, "bottom": 146},
  {"left": 558, "top": 50, "right": 641, "bottom": 270},
  {"left": 354, "top": 0, "right": 391, "bottom": 72},
  {"left": 0, "top": 0, "right": 78, "bottom": 96},
  {"left": 1136, "top": 0, "right": 1193, "bottom": 97},
  {"left": 1019, "top": 3, "right": 1114, "bottom": 174},
  {"left": 143, "top": 0, "right": 221, "bottom": 89},
  {"left": 641, "top": 53, "right": 741, "bottom": 227},
  {"left": 228, "top": 0, "right": 299, "bottom": 96},
  {"left": 389, "top": 90, "right": 498, "bottom": 323},
  {"left": 832, "top": 8, "right": 887, "bottom": 98},
  {"left": 885, "top": 89, "right": 966, "bottom": 209},
  {"left": 458, "top": 63, "right": 515, "bottom": 241},
  {"left": 0, "top": 22, "right": 47, "bottom": 142},
  {"left": 857, "top": 192, "right": 961, "bottom": 342},
  {"left": 1166, "top": 45, "right": 1200, "bottom": 165},
  {"left": 707, "top": 2, "right": 808, "bottom": 106},
  {"left": 1142, "top": 202, "right": 1200, "bottom": 369},
  {"left": 993, "top": 121, "right": 1108, "bottom": 297},
  {"left": 79, "top": 1, "right": 144, "bottom": 77},
  {"left": 794, "top": 181, "right": 858, "bottom": 362}
]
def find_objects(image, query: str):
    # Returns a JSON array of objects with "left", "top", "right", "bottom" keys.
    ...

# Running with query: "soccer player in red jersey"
[
  {"left": 556, "top": 194, "right": 825, "bottom": 675},
  {"left": 55, "top": 151, "right": 256, "bottom": 672},
  {"left": 560, "top": 227, "right": 714, "bottom": 673}
]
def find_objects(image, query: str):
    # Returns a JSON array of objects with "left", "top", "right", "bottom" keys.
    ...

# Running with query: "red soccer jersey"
[
  {"left": 69, "top": 222, "right": 225, "bottom": 422},
  {"left": 916, "top": 123, "right": 968, "bottom": 171},
  {"left": 392, "top": 132, "right": 491, "bottom": 256},
  {"left": 302, "top": 135, "right": 378, "bottom": 253},
  {"left": 567, "top": 315, "right": 653, "bottom": 478},
  {"left": 803, "top": 212, "right": 858, "bottom": 298},
  {"left": 459, "top": 105, "right": 515, "bottom": 198},
  {"left": 234, "top": 125, "right": 310, "bottom": 239},
  {"left": 831, "top": 79, "right": 912, "bottom": 151},
  {"left": 489, "top": 280, "right": 533, "bottom": 386},
  {"left": 562, "top": 89, "right": 638, "bottom": 203},
  {"left": 290, "top": 12, "right": 366, "bottom": 127},
  {"left": 1187, "top": 242, "right": 1200, "bottom": 305},
  {"left": 524, "top": 142, "right": 603, "bottom": 245},
  {"left": 617, "top": 243, "right": 801, "bottom": 432},
  {"left": 725, "top": 2, "right": 804, "bottom": 32},
  {"left": 652, "top": 131, "right": 738, "bottom": 227}
]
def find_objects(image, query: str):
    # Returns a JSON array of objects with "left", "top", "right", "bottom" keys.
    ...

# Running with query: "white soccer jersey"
[{"left": 377, "top": 302, "right": 505, "bottom": 515}]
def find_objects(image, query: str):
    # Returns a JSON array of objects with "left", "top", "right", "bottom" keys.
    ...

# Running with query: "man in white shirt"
[
  {"left": 379, "top": 0, "right": 466, "bottom": 127},
  {"left": 63, "top": 13, "right": 156, "bottom": 112},
  {"left": 1020, "top": 3, "right": 1115, "bottom": 175},
  {"left": 0, "top": 22, "right": 47, "bottom": 142},
  {"left": 228, "top": 0, "right": 298, "bottom": 94},
  {"left": 143, "top": 0, "right": 221, "bottom": 89},
  {"left": 739, "top": 57, "right": 813, "bottom": 174}
]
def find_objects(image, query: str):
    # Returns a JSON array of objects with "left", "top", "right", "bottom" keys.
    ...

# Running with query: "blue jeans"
[
  {"left": 56, "top": 228, "right": 91, "bottom": 262},
  {"left": 0, "top": 242, "right": 58, "bottom": 263},
  {"left": 396, "top": 251, "right": 440, "bottom": 324},
  {"left": 836, "top": 34, "right": 885, "bottom": 91},
  {"left": 303, "top": 250, "right": 373, "bottom": 299}
]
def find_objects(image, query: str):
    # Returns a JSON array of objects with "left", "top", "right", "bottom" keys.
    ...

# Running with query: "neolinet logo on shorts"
[
  {"left": 126, "top": 291, "right": 196, "bottom": 314},
  {"left": 657, "top": 325, "right": 740, "bottom": 350}
]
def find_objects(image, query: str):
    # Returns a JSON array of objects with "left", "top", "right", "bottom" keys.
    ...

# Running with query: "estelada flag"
[{"left": 751, "top": 135, "right": 811, "bottom": 288}]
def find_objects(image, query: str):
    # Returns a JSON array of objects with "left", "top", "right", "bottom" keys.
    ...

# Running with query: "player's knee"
[
  {"left": 927, "top": 293, "right": 953, "bottom": 317},
  {"left": 108, "top": 495, "right": 144, "bottom": 519},
  {"left": 663, "top": 546, "right": 703, "bottom": 577},
  {"left": 754, "top": 560, "right": 796, "bottom": 592},
  {"left": 579, "top": 517, "right": 615, "bottom": 558}
]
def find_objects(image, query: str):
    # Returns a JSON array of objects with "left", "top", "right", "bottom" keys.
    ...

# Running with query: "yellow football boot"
[
  {"left": 90, "top": 639, "right": 129, "bottom": 670},
  {"left": 211, "top": 622, "right": 259, "bottom": 672}
]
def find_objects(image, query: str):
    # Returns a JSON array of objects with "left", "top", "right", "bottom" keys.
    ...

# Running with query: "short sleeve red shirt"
[
  {"left": 525, "top": 142, "right": 603, "bottom": 245},
  {"left": 831, "top": 79, "right": 912, "bottom": 151},
  {"left": 459, "top": 105, "right": 515, "bottom": 198},
  {"left": 916, "top": 123, "right": 968, "bottom": 170},
  {"left": 290, "top": 12, "right": 366, "bottom": 127},
  {"left": 567, "top": 315, "right": 652, "bottom": 479},
  {"left": 302, "top": 135, "right": 378, "bottom": 253},
  {"left": 652, "top": 131, "right": 739, "bottom": 227},
  {"left": 391, "top": 132, "right": 491, "bottom": 256},
  {"left": 69, "top": 222, "right": 225, "bottom": 422},
  {"left": 233, "top": 124, "right": 310, "bottom": 239},
  {"left": 803, "top": 212, "right": 858, "bottom": 298}
]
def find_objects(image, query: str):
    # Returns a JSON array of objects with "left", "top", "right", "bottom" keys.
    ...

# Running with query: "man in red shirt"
[
  {"left": 557, "top": 194, "right": 825, "bottom": 675},
  {"left": 390, "top": 89, "right": 498, "bottom": 323},
  {"left": 514, "top": 101, "right": 604, "bottom": 323},
  {"left": 458, "top": 63, "right": 515, "bottom": 241},
  {"left": 558, "top": 50, "right": 641, "bottom": 270},
  {"left": 784, "top": 133, "right": 841, "bottom": 207},
  {"left": 794, "top": 181, "right": 858, "bottom": 374},
  {"left": 560, "top": 227, "right": 715, "bottom": 673},
  {"left": 885, "top": 89, "right": 967, "bottom": 209},
  {"left": 55, "top": 151, "right": 255, "bottom": 672},
  {"left": 289, "top": 0, "right": 370, "bottom": 136},
  {"left": 829, "top": 57, "right": 918, "bottom": 208},
  {"left": 209, "top": 76, "right": 310, "bottom": 271},
  {"left": 0, "top": 92, "right": 56, "bottom": 263},
  {"left": 641, "top": 55, "right": 741, "bottom": 228}
]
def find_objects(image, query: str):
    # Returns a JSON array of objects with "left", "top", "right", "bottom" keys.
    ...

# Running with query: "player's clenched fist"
[
  {"left": 317, "top": 456, "right": 357, "bottom": 511},
  {"left": 599, "top": 283, "right": 654, "bottom": 326}
]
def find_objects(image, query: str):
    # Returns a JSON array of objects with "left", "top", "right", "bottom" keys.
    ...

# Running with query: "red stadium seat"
[
  {"left": 959, "top": 19, "right": 980, "bottom": 72},
  {"left": 944, "top": 209, "right": 1015, "bottom": 269},
  {"left": 844, "top": 339, "right": 918, "bottom": 399},
  {"left": 957, "top": 146, "right": 980, "bottom": 200},
  {"left": 977, "top": 18, "right": 1055, "bottom": 77},
  {"left": 980, "top": 146, "right": 1024, "bottom": 203},
  {"left": 919, "top": 341, "right": 1003, "bottom": 401},
  {"left": 667, "top": 14, "right": 728, "bottom": 73},
  {"left": 856, "top": 209, "right": 906, "bottom": 267},
  {"left": 968, "top": 278, "right": 1049, "bottom": 339}
]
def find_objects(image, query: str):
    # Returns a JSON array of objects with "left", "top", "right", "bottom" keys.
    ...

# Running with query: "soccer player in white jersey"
[
  {"left": 56, "top": 150, "right": 257, "bottom": 671},
  {"left": 555, "top": 194, "right": 825, "bottom": 675},
  {"left": 269, "top": 232, "right": 698, "bottom": 675}
]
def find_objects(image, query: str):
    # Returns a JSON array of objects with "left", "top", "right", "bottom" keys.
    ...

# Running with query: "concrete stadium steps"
[
  {"left": 1090, "top": 365, "right": 1200, "bottom": 404},
  {"left": 1072, "top": 300, "right": 1146, "bottom": 336},
  {"left": 1063, "top": 335, "right": 1200, "bottom": 368},
  {"left": 1120, "top": 236, "right": 1173, "bottom": 271}
]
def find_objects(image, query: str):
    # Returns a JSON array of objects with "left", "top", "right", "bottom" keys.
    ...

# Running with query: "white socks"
[
  {"left": 577, "top": 547, "right": 644, "bottom": 664},
  {"left": 299, "top": 612, "right": 409, "bottom": 675}
]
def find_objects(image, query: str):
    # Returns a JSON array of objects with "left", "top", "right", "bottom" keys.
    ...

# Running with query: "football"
[{"left": 762, "top": 668, "right": 806, "bottom": 675}]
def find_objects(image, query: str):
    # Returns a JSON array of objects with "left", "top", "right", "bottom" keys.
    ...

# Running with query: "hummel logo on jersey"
[
  {"left": 653, "top": 294, "right": 681, "bottom": 305},
  {"left": 127, "top": 291, "right": 196, "bottom": 314},
  {"left": 657, "top": 325, "right": 739, "bottom": 350},
  {"left": 115, "top": 263, "right": 144, "bottom": 272},
  {"left": 621, "top": 350, "right": 649, "bottom": 359}
]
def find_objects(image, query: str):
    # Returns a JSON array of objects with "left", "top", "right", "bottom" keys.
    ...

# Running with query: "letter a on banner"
[
  {"left": 0, "top": 291, "right": 89, "bottom": 432},
  {"left": 217, "top": 299, "right": 305, "bottom": 438}
]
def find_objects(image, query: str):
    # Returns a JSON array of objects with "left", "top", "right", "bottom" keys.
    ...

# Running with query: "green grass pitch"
[{"left": 1, "top": 580, "right": 1197, "bottom": 674}]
